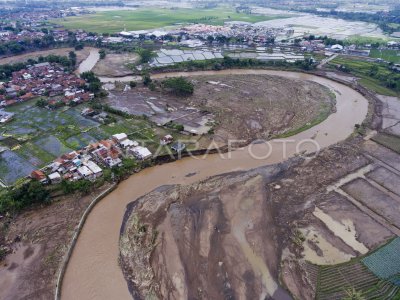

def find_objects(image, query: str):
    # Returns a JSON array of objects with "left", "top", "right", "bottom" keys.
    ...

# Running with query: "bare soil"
[
  {"left": 92, "top": 52, "right": 139, "bottom": 77},
  {"left": 106, "top": 74, "right": 335, "bottom": 141},
  {"left": 0, "top": 183, "right": 113, "bottom": 300},
  {"left": 0, "top": 47, "right": 91, "bottom": 66},
  {"left": 119, "top": 140, "right": 396, "bottom": 299}
]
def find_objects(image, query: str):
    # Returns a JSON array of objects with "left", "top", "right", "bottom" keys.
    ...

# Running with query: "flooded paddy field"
[
  {"left": 255, "top": 12, "right": 387, "bottom": 41},
  {"left": 0, "top": 96, "right": 194, "bottom": 185}
]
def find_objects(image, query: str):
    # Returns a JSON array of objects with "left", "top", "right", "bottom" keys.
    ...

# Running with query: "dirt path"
[{"left": 60, "top": 66, "right": 369, "bottom": 299}]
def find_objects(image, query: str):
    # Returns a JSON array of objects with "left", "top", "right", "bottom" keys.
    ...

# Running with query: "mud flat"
[
  {"left": 60, "top": 66, "right": 369, "bottom": 299},
  {"left": 105, "top": 74, "right": 335, "bottom": 141}
]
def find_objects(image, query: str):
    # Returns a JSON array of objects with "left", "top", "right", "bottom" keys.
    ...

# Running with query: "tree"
[
  {"left": 89, "top": 81, "right": 102, "bottom": 93},
  {"left": 137, "top": 48, "right": 154, "bottom": 64},
  {"left": 129, "top": 81, "right": 137, "bottom": 88},
  {"left": 99, "top": 49, "right": 106, "bottom": 59},
  {"left": 142, "top": 73, "right": 152, "bottom": 86},
  {"left": 163, "top": 77, "right": 194, "bottom": 96},
  {"left": 74, "top": 43, "right": 84, "bottom": 51},
  {"left": 69, "top": 51, "right": 77, "bottom": 66}
]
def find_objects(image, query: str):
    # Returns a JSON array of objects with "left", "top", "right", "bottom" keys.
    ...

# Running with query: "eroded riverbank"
[{"left": 60, "top": 67, "right": 368, "bottom": 299}]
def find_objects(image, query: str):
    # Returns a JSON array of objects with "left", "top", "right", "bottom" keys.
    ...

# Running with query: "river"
[{"left": 60, "top": 52, "right": 369, "bottom": 300}]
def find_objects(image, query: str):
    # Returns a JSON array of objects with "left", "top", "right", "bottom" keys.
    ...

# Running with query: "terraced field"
[{"left": 316, "top": 239, "right": 400, "bottom": 300}]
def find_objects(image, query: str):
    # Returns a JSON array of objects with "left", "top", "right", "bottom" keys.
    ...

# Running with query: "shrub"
[{"left": 162, "top": 77, "right": 194, "bottom": 96}]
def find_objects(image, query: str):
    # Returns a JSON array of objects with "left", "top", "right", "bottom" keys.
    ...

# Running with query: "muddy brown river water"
[{"left": 60, "top": 53, "right": 369, "bottom": 299}]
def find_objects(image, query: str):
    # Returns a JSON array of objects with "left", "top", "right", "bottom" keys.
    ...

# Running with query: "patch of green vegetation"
[
  {"left": 345, "top": 35, "right": 389, "bottom": 46},
  {"left": 329, "top": 56, "right": 399, "bottom": 96},
  {"left": 273, "top": 101, "right": 333, "bottom": 139},
  {"left": 369, "top": 49, "right": 400, "bottom": 64},
  {"left": 52, "top": 7, "right": 291, "bottom": 33},
  {"left": 14, "top": 142, "right": 55, "bottom": 167}
]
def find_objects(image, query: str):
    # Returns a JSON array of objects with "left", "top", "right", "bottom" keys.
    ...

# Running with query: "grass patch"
[
  {"left": 52, "top": 6, "right": 291, "bottom": 33},
  {"left": 369, "top": 49, "right": 400, "bottom": 64},
  {"left": 273, "top": 102, "right": 333, "bottom": 139},
  {"left": 329, "top": 56, "right": 399, "bottom": 96},
  {"left": 345, "top": 35, "right": 389, "bottom": 46}
]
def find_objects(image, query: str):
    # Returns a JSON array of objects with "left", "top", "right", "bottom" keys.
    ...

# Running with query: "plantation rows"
[
  {"left": 315, "top": 238, "right": 400, "bottom": 299},
  {"left": 362, "top": 238, "right": 400, "bottom": 281}
]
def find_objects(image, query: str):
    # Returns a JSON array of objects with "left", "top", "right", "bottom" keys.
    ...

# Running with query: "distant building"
[{"left": 330, "top": 44, "right": 344, "bottom": 52}]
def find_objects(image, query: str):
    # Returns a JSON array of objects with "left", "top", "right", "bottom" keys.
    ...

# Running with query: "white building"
[
  {"left": 84, "top": 160, "right": 103, "bottom": 178},
  {"left": 130, "top": 146, "right": 152, "bottom": 160},
  {"left": 120, "top": 139, "right": 139, "bottom": 149},
  {"left": 112, "top": 133, "right": 128, "bottom": 143},
  {"left": 77, "top": 166, "right": 93, "bottom": 178},
  {"left": 48, "top": 172, "right": 62, "bottom": 184}
]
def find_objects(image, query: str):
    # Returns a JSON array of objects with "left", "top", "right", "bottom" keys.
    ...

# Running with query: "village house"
[
  {"left": 130, "top": 146, "right": 152, "bottom": 160},
  {"left": 48, "top": 172, "right": 62, "bottom": 184},
  {"left": 171, "top": 142, "right": 186, "bottom": 153},
  {"left": 30, "top": 170, "right": 48, "bottom": 184}
]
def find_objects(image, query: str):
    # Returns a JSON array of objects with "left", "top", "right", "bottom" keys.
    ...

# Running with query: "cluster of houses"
[
  {"left": 0, "top": 62, "right": 93, "bottom": 108},
  {"left": 0, "top": 29, "right": 46, "bottom": 43},
  {"left": 119, "top": 23, "right": 279, "bottom": 46},
  {"left": 30, "top": 132, "right": 154, "bottom": 184}
]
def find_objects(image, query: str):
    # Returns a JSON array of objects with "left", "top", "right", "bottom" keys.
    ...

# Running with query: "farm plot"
[
  {"left": 362, "top": 238, "right": 400, "bottom": 285},
  {"left": 342, "top": 178, "right": 400, "bottom": 228},
  {"left": 316, "top": 261, "right": 400, "bottom": 300},
  {"left": 34, "top": 135, "right": 73, "bottom": 157},
  {"left": 369, "top": 49, "right": 400, "bottom": 64},
  {"left": 0, "top": 150, "right": 35, "bottom": 186}
]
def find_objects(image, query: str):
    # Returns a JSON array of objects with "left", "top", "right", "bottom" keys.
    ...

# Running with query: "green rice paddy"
[
  {"left": 52, "top": 7, "right": 290, "bottom": 33},
  {"left": 369, "top": 49, "right": 400, "bottom": 64},
  {"left": 0, "top": 99, "right": 180, "bottom": 185}
]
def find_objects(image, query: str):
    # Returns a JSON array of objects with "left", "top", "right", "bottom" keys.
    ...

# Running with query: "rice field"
[
  {"left": 369, "top": 49, "right": 400, "bottom": 64},
  {"left": 52, "top": 7, "right": 290, "bottom": 33},
  {"left": 315, "top": 238, "right": 400, "bottom": 299},
  {"left": 0, "top": 98, "right": 187, "bottom": 185},
  {"left": 329, "top": 56, "right": 399, "bottom": 96}
]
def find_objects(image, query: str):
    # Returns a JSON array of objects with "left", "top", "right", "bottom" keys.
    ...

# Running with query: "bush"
[
  {"left": 137, "top": 48, "right": 154, "bottom": 64},
  {"left": 142, "top": 74, "right": 152, "bottom": 86},
  {"left": 99, "top": 49, "right": 106, "bottom": 59},
  {"left": 162, "top": 77, "right": 194, "bottom": 96},
  {"left": 0, "top": 181, "right": 50, "bottom": 214}
]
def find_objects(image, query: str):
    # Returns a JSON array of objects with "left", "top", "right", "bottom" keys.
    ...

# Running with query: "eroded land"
[
  {"left": 105, "top": 74, "right": 335, "bottom": 141},
  {"left": 92, "top": 52, "right": 139, "bottom": 77},
  {"left": 0, "top": 183, "right": 113, "bottom": 300},
  {"left": 120, "top": 135, "right": 400, "bottom": 299}
]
